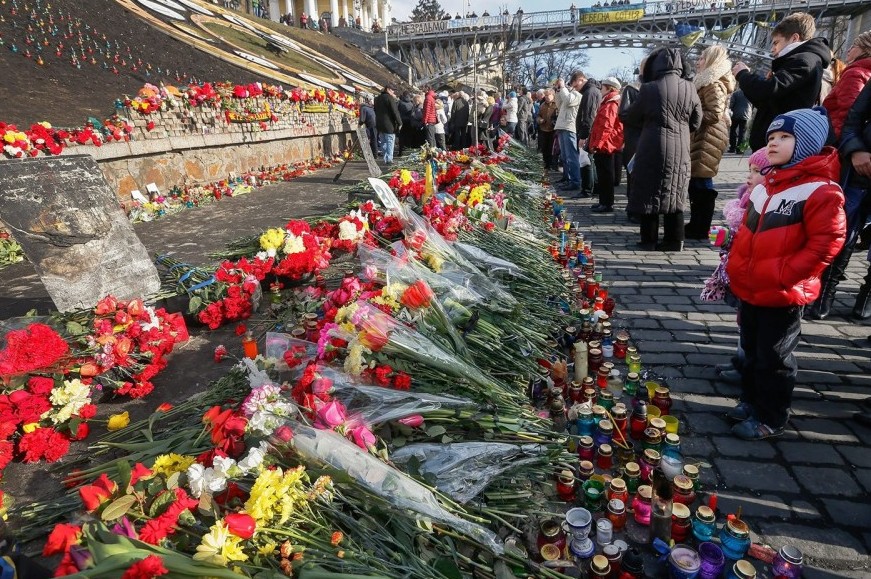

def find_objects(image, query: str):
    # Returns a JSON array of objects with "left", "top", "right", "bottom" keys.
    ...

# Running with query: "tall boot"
[
  {"left": 808, "top": 243, "right": 855, "bottom": 319},
  {"left": 853, "top": 265, "right": 871, "bottom": 321},
  {"left": 685, "top": 186, "right": 718, "bottom": 240}
]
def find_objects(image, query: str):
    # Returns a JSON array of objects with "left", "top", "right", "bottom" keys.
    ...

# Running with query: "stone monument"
[{"left": 0, "top": 155, "right": 161, "bottom": 311}]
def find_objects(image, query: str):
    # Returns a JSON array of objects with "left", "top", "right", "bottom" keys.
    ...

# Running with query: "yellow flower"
[
  {"left": 400, "top": 169, "right": 412, "bottom": 185},
  {"left": 259, "top": 228, "right": 286, "bottom": 256},
  {"left": 244, "top": 466, "right": 310, "bottom": 526},
  {"left": 38, "top": 121, "right": 52, "bottom": 129},
  {"left": 258, "top": 543, "right": 276, "bottom": 557},
  {"left": 107, "top": 411, "right": 130, "bottom": 431},
  {"left": 22, "top": 423, "right": 39, "bottom": 434},
  {"left": 152, "top": 453, "right": 196, "bottom": 477},
  {"left": 193, "top": 522, "right": 249, "bottom": 566},
  {"left": 425, "top": 253, "right": 444, "bottom": 273}
]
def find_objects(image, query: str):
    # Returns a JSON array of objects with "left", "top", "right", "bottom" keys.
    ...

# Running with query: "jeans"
[
  {"left": 558, "top": 130, "right": 580, "bottom": 187},
  {"left": 382, "top": 133, "right": 396, "bottom": 163},
  {"left": 739, "top": 302, "right": 802, "bottom": 428}
]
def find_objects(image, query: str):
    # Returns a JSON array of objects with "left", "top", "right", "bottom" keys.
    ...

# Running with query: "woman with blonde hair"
[{"left": 685, "top": 44, "right": 736, "bottom": 240}]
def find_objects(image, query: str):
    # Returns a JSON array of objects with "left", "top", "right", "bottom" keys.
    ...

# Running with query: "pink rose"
[
  {"left": 398, "top": 414, "right": 424, "bottom": 428},
  {"left": 315, "top": 400, "right": 347, "bottom": 429},
  {"left": 349, "top": 425, "right": 376, "bottom": 449}
]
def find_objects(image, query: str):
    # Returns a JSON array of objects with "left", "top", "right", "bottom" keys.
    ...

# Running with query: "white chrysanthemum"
[
  {"left": 238, "top": 441, "right": 269, "bottom": 474},
  {"left": 338, "top": 220, "right": 364, "bottom": 241},
  {"left": 283, "top": 233, "right": 306, "bottom": 255},
  {"left": 46, "top": 379, "right": 92, "bottom": 424},
  {"left": 187, "top": 463, "right": 229, "bottom": 498},
  {"left": 212, "top": 455, "right": 239, "bottom": 479}
]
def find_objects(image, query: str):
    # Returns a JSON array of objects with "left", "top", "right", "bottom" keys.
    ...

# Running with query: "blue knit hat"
[
  {"left": 766, "top": 107, "right": 830, "bottom": 167},
  {"left": 509, "top": 91, "right": 517, "bottom": 98}
]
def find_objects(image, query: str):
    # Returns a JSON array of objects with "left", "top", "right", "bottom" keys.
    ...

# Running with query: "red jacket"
[
  {"left": 822, "top": 57, "right": 871, "bottom": 140},
  {"left": 423, "top": 91, "right": 437, "bottom": 125},
  {"left": 588, "top": 91, "right": 624, "bottom": 154},
  {"left": 726, "top": 147, "right": 846, "bottom": 307}
]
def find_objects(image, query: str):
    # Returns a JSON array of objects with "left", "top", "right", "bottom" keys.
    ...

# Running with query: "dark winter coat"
[
  {"left": 374, "top": 91, "right": 401, "bottom": 134},
  {"left": 620, "top": 48, "right": 703, "bottom": 215},
  {"left": 619, "top": 83, "right": 641, "bottom": 162},
  {"left": 729, "top": 89, "right": 752, "bottom": 122},
  {"left": 735, "top": 37, "right": 830, "bottom": 150},
  {"left": 576, "top": 80, "right": 603, "bottom": 140},
  {"left": 839, "top": 78, "right": 871, "bottom": 188},
  {"left": 449, "top": 97, "right": 470, "bottom": 132}
]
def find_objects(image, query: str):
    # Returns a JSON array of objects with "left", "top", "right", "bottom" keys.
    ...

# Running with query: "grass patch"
[{"left": 202, "top": 22, "right": 336, "bottom": 78}]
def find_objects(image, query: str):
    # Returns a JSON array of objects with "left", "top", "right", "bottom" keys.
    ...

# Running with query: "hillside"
[{"left": 0, "top": 0, "right": 400, "bottom": 128}]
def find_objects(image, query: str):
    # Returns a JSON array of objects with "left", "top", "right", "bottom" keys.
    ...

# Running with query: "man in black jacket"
[
  {"left": 576, "top": 78, "right": 602, "bottom": 197},
  {"left": 358, "top": 95, "right": 378, "bottom": 157},
  {"left": 448, "top": 92, "right": 470, "bottom": 149},
  {"left": 731, "top": 12, "right": 830, "bottom": 151},
  {"left": 374, "top": 85, "right": 402, "bottom": 164}
]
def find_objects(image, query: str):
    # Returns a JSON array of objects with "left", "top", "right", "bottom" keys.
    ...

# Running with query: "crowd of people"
[{"left": 362, "top": 12, "right": 871, "bottom": 437}]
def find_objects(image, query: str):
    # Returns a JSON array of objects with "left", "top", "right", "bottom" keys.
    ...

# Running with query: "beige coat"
[{"left": 690, "top": 59, "right": 735, "bottom": 179}]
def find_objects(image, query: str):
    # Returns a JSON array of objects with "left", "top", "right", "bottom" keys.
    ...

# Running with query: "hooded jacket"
[
  {"left": 588, "top": 90, "right": 623, "bottom": 154},
  {"left": 726, "top": 147, "right": 846, "bottom": 307},
  {"left": 690, "top": 56, "right": 736, "bottom": 178},
  {"left": 822, "top": 57, "right": 871, "bottom": 139},
  {"left": 736, "top": 37, "right": 830, "bottom": 150},
  {"left": 576, "top": 80, "right": 603, "bottom": 140},
  {"left": 620, "top": 48, "right": 703, "bottom": 215}
]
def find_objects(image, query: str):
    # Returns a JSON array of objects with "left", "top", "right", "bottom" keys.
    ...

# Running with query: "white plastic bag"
[{"left": 578, "top": 148, "right": 591, "bottom": 168}]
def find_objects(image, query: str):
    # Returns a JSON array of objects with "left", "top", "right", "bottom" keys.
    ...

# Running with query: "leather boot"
[
  {"left": 853, "top": 265, "right": 871, "bottom": 320},
  {"left": 807, "top": 243, "right": 854, "bottom": 320}
]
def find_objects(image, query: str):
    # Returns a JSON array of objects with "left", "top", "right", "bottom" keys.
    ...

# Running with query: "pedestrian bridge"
[{"left": 385, "top": 0, "right": 871, "bottom": 85}]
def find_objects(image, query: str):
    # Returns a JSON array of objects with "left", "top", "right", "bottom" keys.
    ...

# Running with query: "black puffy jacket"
[
  {"left": 620, "top": 48, "right": 702, "bottom": 215},
  {"left": 840, "top": 78, "right": 871, "bottom": 188},
  {"left": 576, "top": 80, "right": 602, "bottom": 140},
  {"left": 374, "top": 91, "right": 401, "bottom": 134},
  {"left": 736, "top": 37, "right": 830, "bottom": 150}
]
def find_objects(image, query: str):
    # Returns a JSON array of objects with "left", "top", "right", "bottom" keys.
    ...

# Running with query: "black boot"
[
  {"left": 685, "top": 187, "right": 718, "bottom": 240},
  {"left": 808, "top": 242, "right": 854, "bottom": 320},
  {"left": 853, "top": 265, "right": 871, "bottom": 320}
]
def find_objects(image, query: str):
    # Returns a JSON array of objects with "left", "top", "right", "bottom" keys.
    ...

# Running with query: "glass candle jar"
[
  {"left": 632, "top": 485, "right": 653, "bottom": 525},
  {"left": 583, "top": 385, "right": 598, "bottom": 405},
  {"left": 597, "top": 366, "right": 610, "bottom": 389},
  {"left": 728, "top": 559, "right": 757, "bottom": 579},
  {"left": 663, "top": 433, "right": 682, "bottom": 459},
  {"left": 671, "top": 503, "right": 692, "bottom": 543},
  {"left": 668, "top": 545, "right": 701, "bottom": 579},
  {"left": 639, "top": 449, "right": 661, "bottom": 484},
  {"left": 624, "top": 371, "right": 639, "bottom": 395},
  {"left": 651, "top": 386, "right": 673, "bottom": 416},
  {"left": 719, "top": 518, "right": 752, "bottom": 561},
  {"left": 614, "top": 335, "right": 630, "bottom": 359},
  {"left": 672, "top": 474, "right": 697, "bottom": 506},
  {"left": 607, "top": 498, "right": 627, "bottom": 531},
  {"left": 592, "top": 404, "right": 608, "bottom": 423},
  {"left": 583, "top": 479, "right": 605, "bottom": 511},
  {"left": 649, "top": 416, "right": 668, "bottom": 437},
  {"left": 590, "top": 554, "right": 611, "bottom": 579},
  {"left": 556, "top": 469, "right": 577, "bottom": 502},
  {"left": 692, "top": 506, "right": 717, "bottom": 542},
  {"left": 586, "top": 277, "right": 599, "bottom": 299},
  {"left": 599, "top": 391, "right": 615, "bottom": 412},
  {"left": 537, "top": 518, "right": 566, "bottom": 559},
  {"left": 596, "top": 518, "right": 613, "bottom": 547},
  {"left": 612, "top": 403, "right": 629, "bottom": 437},
  {"left": 594, "top": 420, "right": 614, "bottom": 447},
  {"left": 596, "top": 443, "right": 613, "bottom": 470},
  {"left": 568, "top": 381, "right": 584, "bottom": 403},
  {"left": 602, "top": 334, "right": 614, "bottom": 358},
  {"left": 593, "top": 296, "right": 605, "bottom": 312},
  {"left": 771, "top": 546, "right": 803, "bottom": 578},
  {"left": 603, "top": 544, "right": 623, "bottom": 577},
  {"left": 683, "top": 464, "right": 701, "bottom": 491},
  {"left": 578, "top": 460, "right": 595, "bottom": 481},
  {"left": 629, "top": 403, "right": 648, "bottom": 440},
  {"left": 627, "top": 354, "right": 642, "bottom": 375},
  {"left": 623, "top": 462, "right": 642, "bottom": 494},
  {"left": 578, "top": 436, "right": 595, "bottom": 461},
  {"left": 577, "top": 408, "right": 596, "bottom": 436},
  {"left": 588, "top": 348, "right": 604, "bottom": 375},
  {"left": 698, "top": 542, "right": 726, "bottom": 579},
  {"left": 642, "top": 427, "right": 663, "bottom": 452},
  {"left": 607, "top": 478, "right": 629, "bottom": 505}
]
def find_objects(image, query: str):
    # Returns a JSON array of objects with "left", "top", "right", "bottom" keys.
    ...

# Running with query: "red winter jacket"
[
  {"left": 726, "top": 147, "right": 846, "bottom": 307},
  {"left": 423, "top": 91, "right": 437, "bottom": 125},
  {"left": 822, "top": 57, "right": 871, "bottom": 140},
  {"left": 588, "top": 91, "right": 624, "bottom": 154}
]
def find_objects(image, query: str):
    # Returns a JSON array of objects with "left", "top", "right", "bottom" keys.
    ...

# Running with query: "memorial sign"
[
  {"left": 357, "top": 127, "right": 382, "bottom": 178},
  {"left": 0, "top": 155, "right": 161, "bottom": 311}
]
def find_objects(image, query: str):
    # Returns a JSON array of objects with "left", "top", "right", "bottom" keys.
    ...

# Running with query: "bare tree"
[{"left": 504, "top": 49, "right": 590, "bottom": 88}]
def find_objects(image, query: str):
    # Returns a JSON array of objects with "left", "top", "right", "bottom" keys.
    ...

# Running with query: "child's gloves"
[{"left": 709, "top": 225, "right": 731, "bottom": 247}]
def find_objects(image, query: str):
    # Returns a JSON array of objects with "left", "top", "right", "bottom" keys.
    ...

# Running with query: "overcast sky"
[{"left": 391, "top": 0, "right": 644, "bottom": 80}]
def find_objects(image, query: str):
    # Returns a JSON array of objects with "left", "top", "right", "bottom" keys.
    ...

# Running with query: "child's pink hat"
[{"left": 748, "top": 147, "right": 771, "bottom": 171}]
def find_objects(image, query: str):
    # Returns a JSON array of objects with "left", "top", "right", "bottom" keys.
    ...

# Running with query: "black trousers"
[
  {"left": 594, "top": 152, "right": 617, "bottom": 207},
  {"left": 729, "top": 120, "right": 747, "bottom": 151},
  {"left": 639, "top": 212, "right": 685, "bottom": 245},
  {"left": 539, "top": 131, "right": 555, "bottom": 169},
  {"left": 738, "top": 302, "right": 802, "bottom": 428},
  {"left": 686, "top": 178, "right": 718, "bottom": 239},
  {"left": 581, "top": 163, "right": 595, "bottom": 194}
]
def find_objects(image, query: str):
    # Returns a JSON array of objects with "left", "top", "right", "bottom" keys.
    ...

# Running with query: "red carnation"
[
  {"left": 18, "top": 427, "right": 70, "bottom": 463},
  {"left": 0, "top": 322, "right": 69, "bottom": 376},
  {"left": 121, "top": 555, "right": 169, "bottom": 579},
  {"left": 393, "top": 372, "right": 412, "bottom": 391},
  {"left": 27, "top": 375, "right": 55, "bottom": 395},
  {"left": 373, "top": 365, "right": 392, "bottom": 387}
]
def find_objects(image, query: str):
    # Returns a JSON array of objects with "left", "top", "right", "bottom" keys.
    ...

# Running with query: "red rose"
[
  {"left": 42, "top": 523, "right": 82, "bottom": 556},
  {"left": 79, "top": 473, "right": 117, "bottom": 512}
]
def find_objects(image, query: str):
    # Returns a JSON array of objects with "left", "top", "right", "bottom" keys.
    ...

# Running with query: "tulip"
[
  {"left": 78, "top": 362, "right": 99, "bottom": 378},
  {"left": 224, "top": 513, "right": 256, "bottom": 539},
  {"left": 349, "top": 425, "right": 376, "bottom": 450},
  {"left": 398, "top": 414, "right": 425, "bottom": 428},
  {"left": 107, "top": 411, "right": 130, "bottom": 431}
]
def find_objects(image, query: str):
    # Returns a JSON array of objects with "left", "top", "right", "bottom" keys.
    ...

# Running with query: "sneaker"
[
  {"left": 725, "top": 402, "right": 754, "bottom": 422},
  {"left": 731, "top": 417, "right": 784, "bottom": 440}
]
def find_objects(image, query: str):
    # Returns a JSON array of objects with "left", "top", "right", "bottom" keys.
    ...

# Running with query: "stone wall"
[{"left": 60, "top": 97, "right": 356, "bottom": 209}]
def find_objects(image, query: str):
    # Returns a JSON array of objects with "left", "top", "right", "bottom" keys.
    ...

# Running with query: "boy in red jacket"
[{"left": 725, "top": 107, "right": 846, "bottom": 440}]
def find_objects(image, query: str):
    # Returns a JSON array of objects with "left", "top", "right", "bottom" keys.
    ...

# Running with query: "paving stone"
[
  {"left": 838, "top": 446, "right": 871, "bottom": 469},
  {"left": 651, "top": 366, "right": 683, "bottom": 378},
  {"left": 627, "top": 318, "right": 662, "bottom": 329},
  {"left": 777, "top": 442, "right": 845, "bottom": 465},
  {"left": 712, "top": 435, "right": 778, "bottom": 459},
  {"left": 761, "top": 523, "right": 871, "bottom": 568},
  {"left": 686, "top": 413, "right": 733, "bottom": 436},
  {"left": 821, "top": 498, "right": 871, "bottom": 529},
  {"left": 670, "top": 378, "right": 717, "bottom": 395},
  {"left": 790, "top": 418, "right": 860, "bottom": 444},
  {"left": 797, "top": 358, "right": 863, "bottom": 373},
  {"left": 637, "top": 340, "right": 698, "bottom": 353},
  {"left": 792, "top": 466, "right": 863, "bottom": 496},
  {"left": 630, "top": 329, "right": 675, "bottom": 341},
  {"left": 687, "top": 312, "right": 727, "bottom": 322},
  {"left": 804, "top": 568, "right": 871, "bottom": 579},
  {"left": 682, "top": 366, "right": 719, "bottom": 379},
  {"left": 681, "top": 436, "right": 715, "bottom": 458},
  {"left": 791, "top": 500, "right": 823, "bottom": 520},
  {"left": 790, "top": 399, "right": 859, "bottom": 419},
  {"left": 854, "top": 469, "right": 871, "bottom": 494},
  {"left": 796, "top": 369, "right": 844, "bottom": 385},
  {"left": 716, "top": 491, "right": 792, "bottom": 520},
  {"left": 714, "top": 458, "right": 800, "bottom": 493}
]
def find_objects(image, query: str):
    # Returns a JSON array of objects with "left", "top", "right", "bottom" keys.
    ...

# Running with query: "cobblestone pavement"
[
  {"left": 563, "top": 153, "right": 871, "bottom": 576},
  {"left": 1, "top": 157, "right": 869, "bottom": 574}
]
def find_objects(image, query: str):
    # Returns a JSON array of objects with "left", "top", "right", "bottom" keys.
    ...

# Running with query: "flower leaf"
[
  {"left": 148, "top": 489, "right": 176, "bottom": 518},
  {"left": 425, "top": 425, "right": 446, "bottom": 437},
  {"left": 101, "top": 495, "right": 137, "bottom": 522}
]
